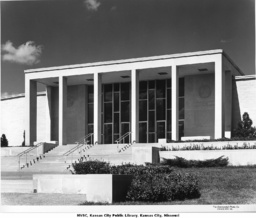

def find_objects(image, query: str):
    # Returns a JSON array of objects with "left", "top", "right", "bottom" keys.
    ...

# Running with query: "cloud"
[
  {"left": 84, "top": 0, "right": 101, "bottom": 11},
  {"left": 2, "top": 41, "right": 43, "bottom": 65}
]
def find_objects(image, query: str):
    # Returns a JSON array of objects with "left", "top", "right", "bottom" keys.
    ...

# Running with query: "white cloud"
[
  {"left": 84, "top": 0, "right": 101, "bottom": 11},
  {"left": 2, "top": 41, "right": 43, "bottom": 65}
]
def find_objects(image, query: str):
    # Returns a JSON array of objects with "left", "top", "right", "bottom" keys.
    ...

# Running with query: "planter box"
[
  {"left": 33, "top": 174, "right": 133, "bottom": 203},
  {"left": 162, "top": 141, "right": 256, "bottom": 150},
  {"left": 132, "top": 146, "right": 160, "bottom": 165},
  {"left": 160, "top": 149, "right": 256, "bottom": 166}
]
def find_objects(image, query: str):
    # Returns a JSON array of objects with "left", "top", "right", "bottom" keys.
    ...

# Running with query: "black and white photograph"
[{"left": 0, "top": 0, "right": 256, "bottom": 216}]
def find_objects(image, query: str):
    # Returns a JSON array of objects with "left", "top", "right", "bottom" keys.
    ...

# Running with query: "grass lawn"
[{"left": 1, "top": 166, "right": 256, "bottom": 205}]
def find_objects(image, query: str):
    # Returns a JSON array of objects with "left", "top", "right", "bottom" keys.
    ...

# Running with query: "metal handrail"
[
  {"left": 17, "top": 142, "right": 44, "bottom": 170},
  {"left": 115, "top": 132, "right": 132, "bottom": 144},
  {"left": 63, "top": 133, "right": 94, "bottom": 163}
]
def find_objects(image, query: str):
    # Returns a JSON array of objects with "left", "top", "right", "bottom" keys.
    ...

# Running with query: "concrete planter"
[
  {"left": 162, "top": 141, "right": 256, "bottom": 150},
  {"left": 160, "top": 149, "right": 256, "bottom": 166},
  {"left": 132, "top": 146, "right": 160, "bottom": 165},
  {"left": 33, "top": 174, "right": 133, "bottom": 203}
]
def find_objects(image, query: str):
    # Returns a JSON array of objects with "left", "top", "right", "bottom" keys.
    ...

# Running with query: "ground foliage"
[
  {"left": 160, "top": 156, "right": 228, "bottom": 168},
  {"left": 72, "top": 161, "right": 201, "bottom": 202}
]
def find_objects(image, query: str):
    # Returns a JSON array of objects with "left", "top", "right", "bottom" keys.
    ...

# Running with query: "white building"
[{"left": 1, "top": 49, "right": 256, "bottom": 146}]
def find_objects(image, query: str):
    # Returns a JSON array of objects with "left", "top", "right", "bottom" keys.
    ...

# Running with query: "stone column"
[
  {"left": 131, "top": 69, "right": 139, "bottom": 143},
  {"left": 25, "top": 78, "right": 37, "bottom": 145},
  {"left": 172, "top": 65, "right": 179, "bottom": 141},
  {"left": 45, "top": 86, "right": 52, "bottom": 142},
  {"left": 93, "top": 73, "right": 102, "bottom": 144},
  {"left": 59, "top": 76, "right": 67, "bottom": 145},
  {"left": 215, "top": 55, "right": 225, "bottom": 139}
]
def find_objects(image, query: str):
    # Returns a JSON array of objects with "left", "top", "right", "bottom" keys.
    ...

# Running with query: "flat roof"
[{"left": 24, "top": 49, "right": 244, "bottom": 75}]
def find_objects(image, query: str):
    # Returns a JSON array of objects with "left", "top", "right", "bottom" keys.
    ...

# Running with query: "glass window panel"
[
  {"left": 179, "top": 97, "right": 184, "bottom": 120},
  {"left": 179, "top": 78, "right": 184, "bottom": 97},
  {"left": 114, "top": 113, "right": 119, "bottom": 134},
  {"left": 139, "top": 81, "right": 147, "bottom": 100},
  {"left": 114, "top": 134, "right": 120, "bottom": 143},
  {"left": 167, "top": 132, "right": 172, "bottom": 142},
  {"left": 88, "top": 124, "right": 93, "bottom": 134},
  {"left": 104, "top": 84, "right": 112, "bottom": 102},
  {"left": 179, "top": 120, "right": 184, "bottom": 139},
  {"left": 167, "top": 109, "right": 172, "bottom": 132},
  {"left": 88, "top": 86, "right": 94, "bottom": 103},
  {"left": 88, "top": 104, "right": 94, "bottom": 124},
  {"left": 88, "top": 124, "right": 94, "bottom": 144},
  {"left": 156, "top": 80, "right": 165, "bottom": 98},
  {"left": 114, "top": 83, "right": 119, "bottom": 92},
  {"left": 121, "top": 123, "right": 130, "bottom": 143},
  {"left": 148, "top": 133, "right": 155, "bottom": 143},
  {"left": 121, "top": 101, "right": 130, "bottom": 122},
  {"left": 139, "top": 123, "right": 147, "bottom": 143},
  {"left": 104, "top": 103, "right": 112, "bottom": 123},
  {"left": 156, "top": 99, "right": 165, "bottom": 120},
  {"left": 149, "top": 90, "right": 155, "bottom": 110},
  {"left": 149, "top": 111, "right": 155, "bottom": 132},
  {"left": 167, "top": 79, "right": 171, "bottom": 88},
  {"left": 148, "top": 80, "right": 155, "bottom": 89},
  {"left": 104, "top": 124, "right": 112, "bottom": 144},
  {"left": 114, "top": 93, "right": 119, "bottom": 112},
  {"left": 157, "top": 122, "right": 165, "bottom": 139},
  {"left": 121, "top": 83, "right": 130, "bottom": 100},
  {"left": 167, "top": 88, "right": 171, "bottom": 109},
  {"left": 139, "top": 100, "right": 147, "bottom": 121}
]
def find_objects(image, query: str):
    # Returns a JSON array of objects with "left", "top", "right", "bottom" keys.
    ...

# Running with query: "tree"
[{"left": 1, "top": 134, "right": 8, "bottom": 147}]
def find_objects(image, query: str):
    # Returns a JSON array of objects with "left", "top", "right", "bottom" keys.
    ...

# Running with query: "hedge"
[
  {"left": 161, "top": 156, "right": 229, "bottom": 168},
  {"left": 126, "top": 172, "right": 200, "bottom": 202}
]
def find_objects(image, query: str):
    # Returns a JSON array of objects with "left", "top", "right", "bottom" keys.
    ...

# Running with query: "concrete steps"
[{"left": 2, "top": 143, "right": 134, "bottom": 174}]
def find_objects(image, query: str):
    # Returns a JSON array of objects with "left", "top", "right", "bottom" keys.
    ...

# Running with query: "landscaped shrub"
[
  {"left": 161, "top": 156, "right": 228, "bottom": 168},
  {"left": 72, "top": 160, "right": 111, "bottom": 174},
  {"left": 233, "top": 112, "right": 256, "bottom": 139},
  {"left": 72, "top": 161, "right": 174, "bottom": 176},
  {"left": 126, "top": 172, "right": 200, "bottom": 202},
  {"left": 1, "top": 134, "right": 8, "bottom": 147}
]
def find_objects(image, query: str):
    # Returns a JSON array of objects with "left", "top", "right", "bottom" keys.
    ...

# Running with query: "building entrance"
[{"left": 87, "top": 78, "right": 184, "bottom": 144}]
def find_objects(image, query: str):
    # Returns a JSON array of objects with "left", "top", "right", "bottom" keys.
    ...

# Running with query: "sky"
[{"left": 1, "top": 0, "right": 255, "bottom": 98}]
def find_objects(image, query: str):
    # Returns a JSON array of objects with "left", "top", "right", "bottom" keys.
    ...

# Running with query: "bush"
[
  {"left": 72, "top": 161, "right": 174, "bottom": 176},
  {"left": 72, "top": 160, "right": 110, "bottom": 174},
  {"left": 126, "top": 172, "right": 200, "bottom": 202},
  {"left": 161, "top": 156, "right": 229, "bottom": 168},
  {"left": 1, "top": 134, "right": 8, "bottom": 147},
  {"left": 233, "top": 112, "right": 256, "bottom": 139}
]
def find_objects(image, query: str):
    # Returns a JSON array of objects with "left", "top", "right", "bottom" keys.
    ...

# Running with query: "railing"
[
  {"left": 63, "top": 133, "right": 94, "bottom": 164},
  {"left": 17, "top": 142, "right": 44, "bottom": 170},
  {"left": 115, "top": 132, "right": 132, "bottom": 144},
  {"left": 115, "top": 132, "right": 133, "bottom": 153}
]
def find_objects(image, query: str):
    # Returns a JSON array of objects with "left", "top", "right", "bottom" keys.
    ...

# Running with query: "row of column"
[{"left": 25, "top": 62, "right": 225, "bottom": 145}]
